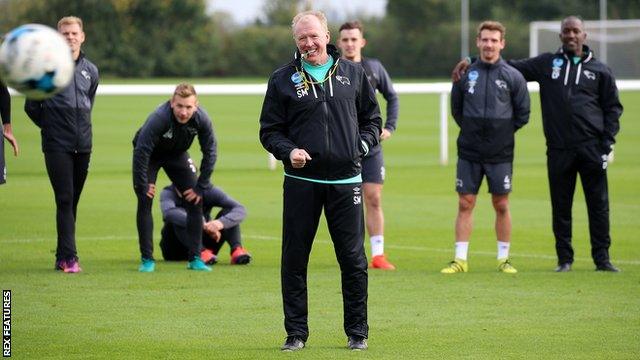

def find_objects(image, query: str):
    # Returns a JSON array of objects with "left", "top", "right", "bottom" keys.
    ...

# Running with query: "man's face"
[
  {"left": 476, "top": 29, "right": 504, "bottom": 63},
  {"left": 338, "top": 28, "right": 366, "bottom": 61},
  {"left": 294, "top": 15, "right": 330, "bottom": 66},
  {"left": 58, "top": 23, "right": 85, "bottom": 56},
  {"left": 170, "top": 95, "right": 198, "bottom": 124},
  {"left": 560, "top": 18, "right": 586, "bottom": 54}
]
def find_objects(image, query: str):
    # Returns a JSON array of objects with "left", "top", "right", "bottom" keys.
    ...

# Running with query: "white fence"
[{"left": 10, "top": 80, "right": 640, "bottom": 167}]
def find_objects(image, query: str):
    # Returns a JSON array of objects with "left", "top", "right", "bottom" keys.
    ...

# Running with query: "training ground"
[{"left": 1, "top": 88, "right": 639, "bottom": 359}]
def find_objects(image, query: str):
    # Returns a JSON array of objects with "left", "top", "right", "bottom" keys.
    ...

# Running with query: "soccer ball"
[{"left": 0, "top": 24, "right": 74, "bottom": 100}]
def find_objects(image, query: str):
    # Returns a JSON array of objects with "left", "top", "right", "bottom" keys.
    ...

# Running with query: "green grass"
[{"left": 1, "top": 90, "right": 639, "bottom": 359}]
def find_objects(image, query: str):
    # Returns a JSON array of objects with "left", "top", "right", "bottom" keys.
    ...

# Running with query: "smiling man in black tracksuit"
[
  {"left": 443, "top": 21, "right": 530, "bottom": 275},
  {"left": 132, "top": 83, "right": 216, "bottom": 273},
  {"left": 24, "top": 16, "right": 99, "bottom": 274},
  {"left": 509, "top": 16, "right": 623, "bottom": 272},
  {"left": 259, "top": 11, "right": 381, "bottom": 352},
  {"left": 454, "top": 16, "right": 623, "bottom": 272}
]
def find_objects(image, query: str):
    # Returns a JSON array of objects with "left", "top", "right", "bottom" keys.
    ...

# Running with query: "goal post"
[{"left": 530, "top": 19, "right": 640, "bottom": 78}]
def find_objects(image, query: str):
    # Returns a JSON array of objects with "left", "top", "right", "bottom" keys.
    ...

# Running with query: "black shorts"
[
  {"left": 456, "top": 158, "right": 512, "bottom": 194},
  {"left": 361, "top": 150, "right": 384, "bottom": 184}
]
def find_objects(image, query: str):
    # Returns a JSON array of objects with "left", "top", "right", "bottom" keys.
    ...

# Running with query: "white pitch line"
[{"left": 3, "top": 233, "right": 639, "bottom": 266}]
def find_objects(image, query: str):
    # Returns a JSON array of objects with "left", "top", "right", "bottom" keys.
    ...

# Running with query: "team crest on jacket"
[
  {"left": 552, "top": 58, "right": 563, "bottom": 79},
  {"left": 467, "top": 70, "right": 479, "bottom": 94},
  {"left": 495, "top": 79, "right": 508, "bottom": 90},
  {"left": 583, "top": 70, "right": 596, "bottom": 80},
  {"left": 336, "top": 75, "right": 350, "bottom": 86}
]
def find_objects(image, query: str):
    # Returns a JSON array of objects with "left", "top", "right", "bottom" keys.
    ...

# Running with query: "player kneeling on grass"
[
  {"left": 132, "top": 83, "right": 216, "bottom": 272},
  {"left": 159, "top": 183, "right": 251, "bottom": 265},
  {"left": 442, "top": 21, "right": 530, "bottom": 274}
]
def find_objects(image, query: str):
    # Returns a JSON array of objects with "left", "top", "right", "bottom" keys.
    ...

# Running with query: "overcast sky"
[{"left": 207, "top": 0, "right": 387, "bottom": 24}]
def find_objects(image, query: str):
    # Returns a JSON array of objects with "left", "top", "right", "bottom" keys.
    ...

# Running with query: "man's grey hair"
[{"left": 291, "top": 10, "right": 329, "bottom": 37}]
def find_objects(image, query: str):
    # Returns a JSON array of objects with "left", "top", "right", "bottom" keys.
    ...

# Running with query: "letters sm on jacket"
[{"left": 259, "top": 44, "right": 382, "bottom": 181}]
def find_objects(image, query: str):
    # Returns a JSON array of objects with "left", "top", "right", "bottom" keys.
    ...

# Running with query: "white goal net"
[{"left": 530, "top": 19, "right": 640, "bottom": 79}]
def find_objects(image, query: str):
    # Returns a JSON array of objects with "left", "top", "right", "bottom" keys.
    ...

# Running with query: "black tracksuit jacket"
[
  {"left": 451, "top": 58, "right": 530, "bottom": 163},
  {"left": 24, "top": 52, "right": 99, "bottom": 153},
  {"left": 259, "top": 45, "right": 381, "bottom": 181},
  {"left": 360, "top": 57, "right": 399, "bottom": 157},
  {"left": 508, "top": 46, "right": 622, "bottom": 151},
  {"left": 132, "top": 101, "right": 216, "bottom": 192}
]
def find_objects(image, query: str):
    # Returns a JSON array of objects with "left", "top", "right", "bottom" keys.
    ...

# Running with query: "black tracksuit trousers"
[
  {"left": 44, "top": 152, "right": 90, "bottom": 261},
  {"left": 281, "top": 176, "right": 368, "bottom": 341},
  {"left": 135, "top": 152, "right": 202, "bottom": 260},
  {"left": 547, "top": 144, "right": 611, "bottom": 266}
]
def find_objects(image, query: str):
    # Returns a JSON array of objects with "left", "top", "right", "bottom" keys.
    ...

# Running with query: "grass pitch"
[{"left": 1, "top": 90, "right": 639, "bottom": 359}]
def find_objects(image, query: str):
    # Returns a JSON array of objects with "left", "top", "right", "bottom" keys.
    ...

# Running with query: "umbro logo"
[
  {"left": 81, "top": 70, "right": 91, "bottom": 80},
  {"left": 353, "top": 186, "right": 361, "bottom": 205}
]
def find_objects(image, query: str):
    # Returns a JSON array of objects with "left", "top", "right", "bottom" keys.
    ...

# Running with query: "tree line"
[{"left": 0, "top": 0, "right": 637, "bottom": 78}]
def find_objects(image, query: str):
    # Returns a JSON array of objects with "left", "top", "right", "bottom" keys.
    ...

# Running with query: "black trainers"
[
  {"left": 555, "top": 263, "right": 572, "bottom": 272},
  {"left": 347, "top": 336, "right": 368, "bottom": 350},
  {"left": 281, "top": 336, "right": 305, "bottom": 351},
  {"left": 596, "top": 262, "right": 620, "bottom": 272}
]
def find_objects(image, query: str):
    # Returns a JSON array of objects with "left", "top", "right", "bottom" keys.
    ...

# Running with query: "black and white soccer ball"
[{"left": 0, "top": 24, "right": 74, "bottom": 99}]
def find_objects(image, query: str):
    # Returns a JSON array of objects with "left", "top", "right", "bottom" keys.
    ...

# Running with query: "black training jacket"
[
  {"left": 509, "top": 45, "right": 622, "bottom": 151},
  {"left": 259, "top": 44, "right": 381, "bottom": 181},
  {"left": 361, "top": 57, "right": 399, "bottom": 157},
  {"left": 451, "top": 58, "right": 530, "bottom": 163},
  {"left": 24, "top": 52, "right": 99, "bottom": 153},
  {"left": 132, "top": 101, "right": 217, "bottom": 192}
]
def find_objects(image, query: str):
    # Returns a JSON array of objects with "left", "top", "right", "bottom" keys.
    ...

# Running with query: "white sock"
[
  {"left": 454, "top": 241, "right": 469, "bottom": 261},
  {"left": 370, "top": 235, "right": 384, "bottom": 257},
  {"left": 497, "top": 241, "right": 510, "bottom": 260}
]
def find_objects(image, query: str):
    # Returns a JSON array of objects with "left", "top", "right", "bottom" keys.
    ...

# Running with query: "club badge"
[
  {"left": 583, "top": 70, "right": 596, "bottom": 80},
  {"left": 467, "top": 70, "right": 479, "bottom": 94},
  {"left": 552, "top": 58, "right": 563, "bottom": 79}
]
